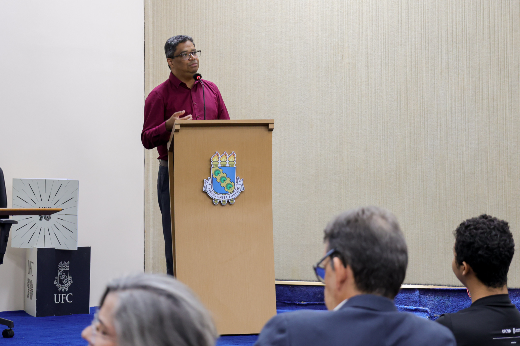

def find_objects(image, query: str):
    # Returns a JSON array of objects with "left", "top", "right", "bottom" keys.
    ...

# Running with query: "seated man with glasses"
[
  {"left": 436, "top": 215, "right": 520, "bottom": 346},
  {"left": 81, "top": 273, "right": 217, "bottom": 346},
  {"left": 142, "top": 34, "right": 230, "bottom": 276},
  {"left": 255, "top": 206, "right": 455, "bottom": 346}
]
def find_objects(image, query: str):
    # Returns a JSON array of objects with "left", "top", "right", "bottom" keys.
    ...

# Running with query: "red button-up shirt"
[{"left": 142, "top": 72, "right": 230, "bottom": 160}]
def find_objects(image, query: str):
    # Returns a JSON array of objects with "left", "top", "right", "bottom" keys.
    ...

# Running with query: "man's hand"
[{"left": 165, "top": 110, "right": 193, "bottom": 131}]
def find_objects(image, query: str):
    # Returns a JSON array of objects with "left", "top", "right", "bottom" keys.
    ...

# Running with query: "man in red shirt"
[{"left": 142, "top": 35, "right": 230, "bottom": 275}]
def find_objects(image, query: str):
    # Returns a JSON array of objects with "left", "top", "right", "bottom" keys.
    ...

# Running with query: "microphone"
[{"left": 193, "top": 73, "right": 206, "bottom": 120}]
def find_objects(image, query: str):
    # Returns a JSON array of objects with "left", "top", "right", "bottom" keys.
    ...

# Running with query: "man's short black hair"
[
  {"left": 164, "top": 35, "right": 194, "bottom": 59},
  {"left": 323, "top": 206, "right": 408, "bottom": 299},
  {"left": 454, "top": 214, "right": 515, "bottom": 288}
]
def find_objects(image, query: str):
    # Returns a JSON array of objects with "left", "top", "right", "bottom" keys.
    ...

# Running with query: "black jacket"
[{"left": 437, "top": 294, "right": 520, "bottom": 346}]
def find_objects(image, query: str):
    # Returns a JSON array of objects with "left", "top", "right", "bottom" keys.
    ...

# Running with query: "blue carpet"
[
  {"left": 275, "top": 285, "right": 514, "bottom": 320},
  {"left": 1, "top": 286, "right": 518, "bottom": 345},
  {"left": 0, "top": 308, "right": 259, "bottom": 346},
  {"left": 217, "top": 335, "right": 258, "bottom": 345},
  {"left": 0, "top": 310, "right": 92, "bottom": 345}
]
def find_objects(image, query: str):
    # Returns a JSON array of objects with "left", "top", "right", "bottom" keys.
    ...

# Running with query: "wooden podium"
[{"left": 167, "top": 120, "right": 276, "bottom": 335}]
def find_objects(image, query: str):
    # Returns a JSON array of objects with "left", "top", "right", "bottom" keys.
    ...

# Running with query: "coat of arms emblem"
[
  {"left": 203, "top": 151, "right": 244, "bottom": 205},
  {"left": 54, "top": 261, "right": 73, "bottom": 292}
]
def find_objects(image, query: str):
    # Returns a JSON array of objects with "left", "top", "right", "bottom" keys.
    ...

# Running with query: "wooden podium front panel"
[{"left": 170, "top": 124, "right": 275, "bottom": 335}]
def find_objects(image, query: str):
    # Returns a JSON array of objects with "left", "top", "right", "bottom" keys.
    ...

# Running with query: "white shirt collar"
[{"left": 333, "top": 299, "right": 348, "bottom": 311}]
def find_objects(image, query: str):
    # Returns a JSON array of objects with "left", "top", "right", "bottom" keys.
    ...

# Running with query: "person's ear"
[
  {"left": 166, "top": 58, "right": 173, "bottom": 69},
  {"left": 333, "top": 257, "right": 348, "bottom": 289},
  {"left": 461, "top": 261, "right": 473, "bottom": 276}
]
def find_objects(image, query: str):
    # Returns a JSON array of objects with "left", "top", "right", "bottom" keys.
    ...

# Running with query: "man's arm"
[
  {"left": 141, "top": 91, "right": 171, "bottom": 149},
  {"left": 141, "top": 91, "right": 192, "bottom": 149},
  {"left": 254, "top": 314, "right": 289, "bottom": 346}
]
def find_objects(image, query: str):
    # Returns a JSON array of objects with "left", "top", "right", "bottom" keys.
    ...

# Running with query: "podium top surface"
[
  {"left": 168, "top": 119, "right": 274, "bottom": 152},
  {"left": 174, "top": 119, "right": 274, "bottom": 130},
  {"left": 0, "top": 208, "right": 63, "bottom": 216}
]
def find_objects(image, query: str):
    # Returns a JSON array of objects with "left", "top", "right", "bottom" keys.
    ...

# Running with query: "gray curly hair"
[{"left": 100, "top": 273, "right": 217, "bottom": 346}]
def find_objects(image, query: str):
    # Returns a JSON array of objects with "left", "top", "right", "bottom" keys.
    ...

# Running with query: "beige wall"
[{"left": 145, "top": 0, "right": 520, "bottom": 286}]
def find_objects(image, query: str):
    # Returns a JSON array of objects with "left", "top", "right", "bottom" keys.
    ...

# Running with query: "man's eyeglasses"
[
  {"left": 313, "top": 249, "right": 338, "bottom": 283},
  {"left": 172, "top": 50, "right": 201, "bottom": 60}
]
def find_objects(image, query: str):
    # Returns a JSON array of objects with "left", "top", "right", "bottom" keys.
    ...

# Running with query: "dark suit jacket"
[
  {"left": 436, "top": 294, "right": 520, "bottom": 346},
  {"left": 255, "top": 294, "right": 455, "bottom": 346}
]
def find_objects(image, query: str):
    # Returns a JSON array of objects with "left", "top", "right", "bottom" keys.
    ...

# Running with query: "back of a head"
[
  {"left": 454, "top": 214, "right": 515, "bottom": 288},
  {"left": 323, "top": 206, "right": 408, "bottom": 299},
  {"left": 102, "top": 273, "right": 217, "bottom": 346}
]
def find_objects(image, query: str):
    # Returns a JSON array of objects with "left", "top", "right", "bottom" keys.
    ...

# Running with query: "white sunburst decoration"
[{"left": 11, "top": 178, "right": 79, "bottom": 250}]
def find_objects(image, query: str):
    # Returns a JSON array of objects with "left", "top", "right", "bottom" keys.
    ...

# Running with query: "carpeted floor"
[
  {"left": 0, "top": 310, "right": 92, "bottom": 345},
  {"left": 2, "top": 286, "right": 519, "bottom": 345},
  {"left": 0, "top": 308, "right": 260, "bottom": 346}
]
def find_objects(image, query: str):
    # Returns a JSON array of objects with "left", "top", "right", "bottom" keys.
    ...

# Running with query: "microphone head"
[{"left": 193, "top": 73, "right": 202, "bottom": 81}]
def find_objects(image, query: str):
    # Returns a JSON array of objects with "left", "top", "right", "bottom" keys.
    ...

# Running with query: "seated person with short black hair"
[{"left": 437, "top": 214, "right": 520, "bottom": 346}]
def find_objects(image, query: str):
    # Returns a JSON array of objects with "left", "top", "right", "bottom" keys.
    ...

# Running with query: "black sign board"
[{"left": 25, "top": 247, "right": 90, "bottom": 317}]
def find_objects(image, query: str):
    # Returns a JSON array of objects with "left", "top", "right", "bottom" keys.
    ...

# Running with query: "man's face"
[{"left": 167, "top": 40, "right": 199, "bottom": 78}]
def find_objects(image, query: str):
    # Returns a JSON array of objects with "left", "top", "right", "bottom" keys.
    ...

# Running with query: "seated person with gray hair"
[
  {"left": 255, "top": 206, "right": 456, "bottom": 346},
  {"left": 436, "top": 214, "right": 520, "bottom": 346},
  {"left": 82, "top": 273, "right": 217, "bottom": 346}
]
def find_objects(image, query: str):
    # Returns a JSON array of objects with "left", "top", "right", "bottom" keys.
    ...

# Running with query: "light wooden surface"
[
  {"left": 168, "top": 120, "right": 275, "bottom": 151},
  {"left": 169, "top": 121, "right": 276, "bottom": 334},
  {"left": 0, "top": 208, "right": 63, "bottom": 216}
]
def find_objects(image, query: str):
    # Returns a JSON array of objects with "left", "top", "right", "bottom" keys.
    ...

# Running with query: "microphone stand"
[
  {"left": 193, "top": 74, "right": 206, "bottom": 120},
  {"left": 201, "top": 80, "right": 206, "bottom": 120}
]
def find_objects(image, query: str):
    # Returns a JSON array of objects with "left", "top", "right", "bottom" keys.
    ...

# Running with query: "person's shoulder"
[
  {"left": 201, "top": 79, "right": 217, "bottom": 87},
  {"left": 438, "top": 299, "right": 507, "bottom": 323},
  {"left": 400, "top": 312, "right": 456, "bottom": 345},
  {"left": 255, "top": 310, "right": 327, "bottom": 346},
  {"left": 259, "top": 310, "right": 330, "bottom": 335},
  {"left": 436, "top": 312, "right": 453, "bottom": 329},
  {"left": 267, "top": 309, "right": 328, "bottom": 326},
  {"left": 201, "top": 79, "right": 222, "bottom": 92},
  {"left": 146, "top": 79, "right": 170, "bottom": 100},
  {"left": 438, "top": 297, "right": 520, "bottom": 330}
]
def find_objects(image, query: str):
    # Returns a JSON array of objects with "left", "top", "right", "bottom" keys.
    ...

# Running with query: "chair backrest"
[{"left": 0, "top": 168, "right": 8, "bottom": 216}]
